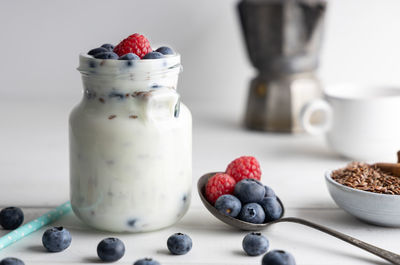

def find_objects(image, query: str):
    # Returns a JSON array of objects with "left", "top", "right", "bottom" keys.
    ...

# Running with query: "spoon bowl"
[{"left": 197, "top": 172, "right": 284, "bottom": 230}]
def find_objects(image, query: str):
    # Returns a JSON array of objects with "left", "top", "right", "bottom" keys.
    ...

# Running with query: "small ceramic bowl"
[{"left": 325, "top": 170, "right": 400, "bottom": 227}]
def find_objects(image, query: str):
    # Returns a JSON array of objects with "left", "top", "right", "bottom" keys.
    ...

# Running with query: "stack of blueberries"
[{"left": 215, "top": 179, "right": 283, "bottom": 224}]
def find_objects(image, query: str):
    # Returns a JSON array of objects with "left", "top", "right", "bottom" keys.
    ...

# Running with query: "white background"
[{"left": 1, "top": 0, "right": 400, "bottom": 106}]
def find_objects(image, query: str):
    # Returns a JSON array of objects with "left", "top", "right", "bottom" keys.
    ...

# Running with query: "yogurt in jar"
[{"left": 69, "top": 54, "right": 192, "bottom": 232}]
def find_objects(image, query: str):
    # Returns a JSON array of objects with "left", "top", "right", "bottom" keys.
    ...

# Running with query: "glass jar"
[{"left": 69, "top": 54, "right": 192, "bottom": 232}]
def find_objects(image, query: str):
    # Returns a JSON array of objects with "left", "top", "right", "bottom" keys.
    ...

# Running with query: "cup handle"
[{"left": 300, "top": 99, "right": 333, "bottom": 135}]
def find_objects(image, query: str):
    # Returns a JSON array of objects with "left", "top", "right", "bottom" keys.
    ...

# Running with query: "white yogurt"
[{"left": 69, "top": 54, "right": 192, "bottom": 232}]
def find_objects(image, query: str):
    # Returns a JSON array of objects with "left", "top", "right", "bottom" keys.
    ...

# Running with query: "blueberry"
[
  {"left": 174, "top": 100, "right": 180, "bottom": 118},
  {"left": 0, "top": 207, "right": 24, "bottom": 230},
  {"left": 97, "top": 237, "right": 125, "bottom": 262},
  {"left": 167, "top": 233, "right": 192, "bottom": 255},
  {"left": 85, "top": 89, "right": 96, "bottom": 99},
  {"left": 108, "top": 92, "right": 125, "bottom": 100},
  {"left": 259, "top": 197, "right": 283, "bottom": 222},
  {"left": 242, "top": 232, "right": 269, "bottom": 256},
  {"left": 42, "top": 226, "right": 71, "bottom": 252},
  {"left": 156, "top": 46, "right": 175, "bottom": 55},
  {"left": 238, "top": 203, "right": 265, "bottom": 224},
  {"left": 234, "top": 179, "right": 265, "bottom": 204},
  {"left": 89, "top": 61, "right": 96, "bottom": 68},
  {"left": 142, "top": 52, "right": 165, "bottom": 59},
  {"left": 264, "top": 185, "right": 276, "bottom": 198},
  {"left": 0, "top": 258, "right": 25, "bottom": 265},
  {"left": 88, "top": 47, "right": 108, "bottom": 56},
  {"left": 94, "top": 52, "right": 119, "bottom": 60},
  {"left": 133, "top": 258, "right": 161, "bottom": 265},
  {"left": 215, "top": 194, "right": 242, "bottom": 218},
  {"left": 262, "top": 250, "right": 296, "bottom": 265},
  {"left": 118, "top": 53, "right": 140, "bottom": 60},
  {"left": 127, "top": 218, "right": 137, "bottom": 227},
  {"left": 101, "top": 43, "right": 114, "bottom": 51}
]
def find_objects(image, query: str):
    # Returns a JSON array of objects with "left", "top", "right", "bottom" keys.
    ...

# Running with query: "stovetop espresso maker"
[{"left": 238, "top": 0, "right": 327, "bottom": 132}]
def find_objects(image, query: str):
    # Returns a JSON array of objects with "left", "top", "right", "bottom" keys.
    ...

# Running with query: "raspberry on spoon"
[
  {"left": 205, "top": 173, "right": 236, "bottom": 205},
  {"left": 226, "top": 156, "right": 262, "bottom": 182}
]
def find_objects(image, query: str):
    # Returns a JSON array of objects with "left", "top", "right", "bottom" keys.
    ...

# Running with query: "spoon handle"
[
  {"left": 373, "top": 163, "right": 400, "bottom": 177},
  {"left": 276, "top": 217, "right": 400, "bottom": 265}
]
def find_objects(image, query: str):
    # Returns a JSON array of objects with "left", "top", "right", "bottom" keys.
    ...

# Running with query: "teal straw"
[{"left": 0, "top": 201, "right": 72, "bottom": 251}]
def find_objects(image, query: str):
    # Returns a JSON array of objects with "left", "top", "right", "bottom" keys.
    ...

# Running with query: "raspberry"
[
  {"left": 205, "top": 173, "right": 236, "bottom": 205},
  {"left": 113, "top": 33, "right": 152, "bottom": 58},
  {"left": 226, "top": 156, "right": 262, "bottom": 182}
]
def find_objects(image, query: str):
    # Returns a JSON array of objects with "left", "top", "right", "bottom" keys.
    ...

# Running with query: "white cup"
[{"left": 300, "top": 84, "right": 400, "bottom": 161}]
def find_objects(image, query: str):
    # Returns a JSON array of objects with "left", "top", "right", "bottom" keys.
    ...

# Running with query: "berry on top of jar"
[{"left": 87, "top": 33, "right": 175, "bottom": 60}]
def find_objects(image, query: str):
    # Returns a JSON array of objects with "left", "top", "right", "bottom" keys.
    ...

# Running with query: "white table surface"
[{"left": 0, "top": 97, "right": 398, "bottom": 265}]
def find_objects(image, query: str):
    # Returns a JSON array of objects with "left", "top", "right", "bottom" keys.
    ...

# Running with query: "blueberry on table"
[
  {"left": 156, "top": 46, "right": 175, "bottom": 55},
  {"left": 264, "top": 185, "right": 276, "bottom": 198},
  {"left": 234, "top": 179, "right": 265, "bottom": 204},
  {"left": 0, "top": 207, "right": 24, "bottom": 230},
  {"left": 262, "top": 250, "right": 296, "bottom": 265},
  {"left": 42, "top": 226, "right": 72, "bottom": 252},
  {"left": 94, "top": 52, "right": 119, "bottom": 59},
  {"left": 238, "top": 203, "right": 265, "bottom": 224},
  {"left": 0, "top": 257, "right": 25, "bottom": 265},
  {"left": 97, "top": 237, "right": 125, "bottom": 262},
  {"left": 259, "top": 197, "right": 283, "bottom": 222},
  {"left": 142, "top": 52, "right": 165, "bottom": 59},
  {"left": 118, "top": 53, "right": 140, "bottom": 60},
  {"left": 215, "top": 194, "right": 242, "bottom": 218},
  {"left": 133, "top": 258, "right": 161, "bottom": 265},
  {"left": 88, "top": 47, "right": 108, "bottom": 56},
  {"left": 101, "top": 43, "right": 114, "bottom": 51},
  {"left": 167, "top": 233, "right": 192, "bottom": 255},
  {"left": 242, "top": 232, "right": 269, "bottom": 256}
]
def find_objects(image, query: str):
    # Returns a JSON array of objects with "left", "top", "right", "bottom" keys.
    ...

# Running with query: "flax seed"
[{"left": 331, "top": 162, "right": 400, "bottom": 195}]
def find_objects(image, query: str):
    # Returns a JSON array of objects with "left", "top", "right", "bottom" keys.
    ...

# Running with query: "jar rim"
[{"left": 77, "top": 53, "right": 181, "bottom": 77}]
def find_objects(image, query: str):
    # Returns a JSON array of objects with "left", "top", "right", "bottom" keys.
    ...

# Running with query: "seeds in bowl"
[{"left": 331, "top": 162, "right": 400, "bottom": 195}]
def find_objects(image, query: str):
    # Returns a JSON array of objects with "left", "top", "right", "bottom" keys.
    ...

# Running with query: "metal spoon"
[{"left": 198, "top": 172, "right": 400, "bottom": 265}]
